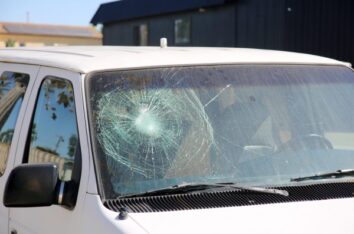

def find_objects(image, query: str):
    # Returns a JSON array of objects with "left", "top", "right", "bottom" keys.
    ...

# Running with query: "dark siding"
[
  {"left": 284, "top": 0, "right": 354, "bottom": 64},
  {"left": 191, "top": 5, "right": 235, "bottom": 47},
  {"left": 103, "top": 23, "right": 135, "bottom": 45},
  {"left": 101, "top": 0, "right": 353, "bottom": 64},
  {"left": 103, "top": 5, "right": 236, "bottom": 47},
  {"left": 149, "top": 18, "right": 175, "bottom": 46},
  {"left": 103, "top": 17, "right": 174, "bottom": 46},
  {"left": 235, "top": 0, "right": 286, "bottom": 50},
  {"left": 234, "top": 0, "right": 353, "bottom": 64}
]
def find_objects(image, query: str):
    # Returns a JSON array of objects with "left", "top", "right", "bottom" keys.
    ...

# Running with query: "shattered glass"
[{"left": 95, "top": 70, "right": 215, "bottom": 185}]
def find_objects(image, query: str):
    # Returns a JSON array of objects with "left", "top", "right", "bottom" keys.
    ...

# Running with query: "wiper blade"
[
  {"left": 291, "top": 169, "right": 354, "bottom": 182},
  {"left": 119, "top": 182, "right": 289, "bottom": 199}
]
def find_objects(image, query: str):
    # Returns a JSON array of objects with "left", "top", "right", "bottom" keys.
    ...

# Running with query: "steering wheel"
[{"left": 277, "top": 133, "right": 333, "bottom": 152}]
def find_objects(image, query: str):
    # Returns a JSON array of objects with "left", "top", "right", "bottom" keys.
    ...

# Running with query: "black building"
[{"left": 91, "top": 0, "right": 354, "bottom": 65}]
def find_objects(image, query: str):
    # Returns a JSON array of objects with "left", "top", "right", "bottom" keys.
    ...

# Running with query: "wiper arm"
[
  {"left": 291, "top": 169, "right": 354, "bottom": 182},
  {"left": 119, "top": 182, "right": 289, "bottom": 199}
]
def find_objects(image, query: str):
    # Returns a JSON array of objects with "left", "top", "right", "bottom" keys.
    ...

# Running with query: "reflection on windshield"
[{"left": 88, "top": 65, "right": 354, "bottom": 197}]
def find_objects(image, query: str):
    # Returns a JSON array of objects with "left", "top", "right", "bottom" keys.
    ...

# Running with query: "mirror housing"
[{"left": 3, "top": 164, "right": 59, "bottom": 207}]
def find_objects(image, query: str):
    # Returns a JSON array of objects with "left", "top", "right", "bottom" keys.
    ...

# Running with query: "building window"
[
  {"left": 134, "top": 24, "right": 148, "bottom": 46},
  {"left": 174, "top": 18, "right": 191, "bottom": 45}
]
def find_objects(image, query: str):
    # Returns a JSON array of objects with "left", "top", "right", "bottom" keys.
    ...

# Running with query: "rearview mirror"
[{"left": 3, "top": 164, "right": 59, "bottom": 207}]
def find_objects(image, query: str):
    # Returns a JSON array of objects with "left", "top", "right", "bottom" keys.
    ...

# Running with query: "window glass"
[
  {"left": 87, "top": 65, "right": 354, "bottom": 197},
  {"left": 0, "top": 71, "right": 29, "bottom": 175},
  {"left": 174, "top": 18, "right": 191, "bottom": 44},
  {"left": 27, "top": 77, "right": 79, "bottom": 181}
]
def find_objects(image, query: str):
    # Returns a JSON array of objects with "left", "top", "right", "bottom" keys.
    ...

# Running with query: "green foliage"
[
  {"left": 31, "top": 123, "right": 37, "bottom": 142},
  {"left": 5, "top": 39, "right": 16, "bottom": 47},
  {"left": 67, "top": 134, "right": 78, "bottom": 157},
  {"left": 42, "top": 79, "right": 75, "bottom": 120}
]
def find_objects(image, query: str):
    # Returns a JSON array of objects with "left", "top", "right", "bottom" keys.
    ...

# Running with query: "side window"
[
  {"left": 0, "top": 71, "right": 29, "bottom": 176},
  {"left": 26, "top": 77, "right": 79, "bottom": 181}
]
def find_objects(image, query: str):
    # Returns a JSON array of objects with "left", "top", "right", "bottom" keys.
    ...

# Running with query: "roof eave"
[{"left": 91, "top": 0, "right": 237, "bottom": 25}]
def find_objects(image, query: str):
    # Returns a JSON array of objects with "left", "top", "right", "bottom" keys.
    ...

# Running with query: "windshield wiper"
[
  {"left": 291, "top": 169, "right": 354, "bottom": 182},
  {"left": 118, "top": 182, "right": 289, "bottom": 199}
]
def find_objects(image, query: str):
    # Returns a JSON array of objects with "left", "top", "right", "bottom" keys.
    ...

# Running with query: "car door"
[
  {"left": 8, "top": 67, "right": 90, "bottom": 234},
  {"left": 0, "top": 63, "right": 38, "bottom": 234}
]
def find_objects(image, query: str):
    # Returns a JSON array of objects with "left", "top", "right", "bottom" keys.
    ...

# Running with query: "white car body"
[{"left": 0, "top": 46, "right": 353, "bottom": 234}]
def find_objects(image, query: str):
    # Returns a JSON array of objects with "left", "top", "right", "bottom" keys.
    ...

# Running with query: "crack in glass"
[{"left": 96, "top": 73, "right": 214, "bottom": 180}]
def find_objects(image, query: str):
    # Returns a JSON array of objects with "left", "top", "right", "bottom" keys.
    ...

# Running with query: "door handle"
[{"left": 10, "top": 229, "right": 17, "bottom": 234}]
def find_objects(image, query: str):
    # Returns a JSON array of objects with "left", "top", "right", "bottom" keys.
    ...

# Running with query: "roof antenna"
[{"left": 160, "top": 38, "right": 168, "bottom": 48}]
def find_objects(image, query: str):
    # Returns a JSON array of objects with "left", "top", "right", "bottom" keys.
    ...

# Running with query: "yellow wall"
[{"left": 0, "top": 33, "right": 102, "bottom": 47}]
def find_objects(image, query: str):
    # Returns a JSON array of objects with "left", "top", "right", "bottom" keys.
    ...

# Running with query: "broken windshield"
[{"left": 87, "top": 65, "right": 354, "bottom": 198}]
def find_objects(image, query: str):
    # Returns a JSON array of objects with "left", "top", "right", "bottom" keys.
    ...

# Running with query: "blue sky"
[{"left": 0, "top": 0, "right": 111, "bottom": 26}]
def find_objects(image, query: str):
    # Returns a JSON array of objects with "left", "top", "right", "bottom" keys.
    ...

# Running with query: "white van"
[{"left": 0, "top": 46, "right": 353, "bottom": 234}]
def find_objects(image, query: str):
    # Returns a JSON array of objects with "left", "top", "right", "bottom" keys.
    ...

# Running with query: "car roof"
[{"left": 0, "top": 46, "right": 350, "bottom": 74}]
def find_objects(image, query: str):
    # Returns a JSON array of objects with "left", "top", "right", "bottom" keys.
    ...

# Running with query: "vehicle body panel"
[
  {"left": 82, "top": 194, "right": 148, "bottom": 234},
  {"left": 8, "top": 67, "right": 90, "bottom": 234},
  {"left": 129, "top": 198, "right": 354, "bottom": 234},
  {"left": 0, "top": 62, "right": 39, "bottom": 234},
  {"left": 0, "top": 47, "right": 349, "bottom": 74}
]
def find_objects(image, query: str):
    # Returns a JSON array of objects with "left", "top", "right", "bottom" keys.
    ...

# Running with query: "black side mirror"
[{"left": 3, "top": 164, "right": 59, "bottom": 207}]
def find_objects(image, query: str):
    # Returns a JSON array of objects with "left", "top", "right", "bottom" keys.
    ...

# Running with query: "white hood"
[{"left": 129, "top": 198, "right": 354, "bottom": 234}]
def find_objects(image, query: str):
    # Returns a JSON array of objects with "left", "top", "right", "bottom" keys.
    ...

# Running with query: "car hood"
[{"left": 129, "top": 198, "right": 354, "bottom": 234}]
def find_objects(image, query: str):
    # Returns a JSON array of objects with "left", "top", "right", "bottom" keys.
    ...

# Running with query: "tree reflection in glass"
[
  {"left": 0, "top": 72, "right": 29, "bottom": 175},
  {"left": 28, "top": 77, "right": 79, "bottom": 181}
]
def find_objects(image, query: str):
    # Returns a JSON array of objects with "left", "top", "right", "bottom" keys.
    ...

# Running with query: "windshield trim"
[{"left": 85, "top": 63, "right": 351, "bottom": 78}]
